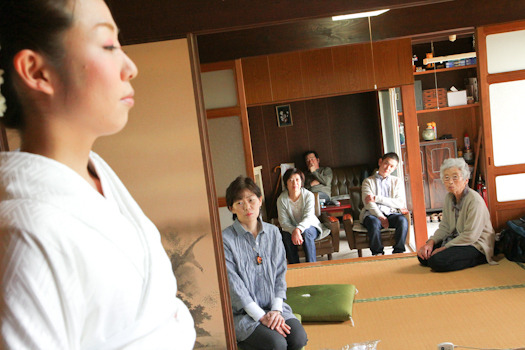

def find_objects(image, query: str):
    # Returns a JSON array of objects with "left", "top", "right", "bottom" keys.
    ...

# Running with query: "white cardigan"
[
  {"left": 429, "top": 188, "right": 496, "bottom": 264},
  {"left": 359, "top": 173, "right": 405, "bottom": 222},
  {"left": 276, "top": 188, "right": 330, "bottom": 240}
]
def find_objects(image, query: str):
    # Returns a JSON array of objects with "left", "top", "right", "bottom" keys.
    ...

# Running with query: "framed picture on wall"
[{"left": 276, "top": 104, "right": 293, "bottom": 127}]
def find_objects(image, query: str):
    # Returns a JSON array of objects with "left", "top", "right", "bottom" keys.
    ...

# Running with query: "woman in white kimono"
[{"left": 0, "top": 0, "right": 195, "bottom": 349}]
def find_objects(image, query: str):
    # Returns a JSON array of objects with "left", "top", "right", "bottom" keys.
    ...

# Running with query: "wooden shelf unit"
[
  {"left": 413, "top": 64, "right": 477, "bottom": 76},
  {"left": 416, "top": 102, "right": 480, "bottom": 114},
  {"left": 408, "top": 37, "right": 480, "bottom": 151}
]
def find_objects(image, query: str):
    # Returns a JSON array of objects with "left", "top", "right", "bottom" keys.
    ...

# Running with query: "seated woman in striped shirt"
[{"left": 222, "top": 176, "right": 307, "bottom": 350}]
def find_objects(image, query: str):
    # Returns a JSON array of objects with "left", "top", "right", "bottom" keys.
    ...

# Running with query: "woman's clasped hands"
[
  {"left": 291, "top": 228, "right": 304, "bottom": 245},
  {"left": 417, "top": 239, "right": 447, "bottom": 260},
  {"left": 260, "top": 311, "right": 291, "bottom": 337}
]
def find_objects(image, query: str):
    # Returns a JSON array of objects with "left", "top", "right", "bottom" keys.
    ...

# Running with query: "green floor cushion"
[{"left": 286, "top": 284, "right": 357, "bottom": 322}]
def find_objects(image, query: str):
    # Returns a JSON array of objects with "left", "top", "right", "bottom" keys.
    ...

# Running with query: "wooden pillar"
[{"left": 401, "top": 84, "right": 428, "bottom": 248}]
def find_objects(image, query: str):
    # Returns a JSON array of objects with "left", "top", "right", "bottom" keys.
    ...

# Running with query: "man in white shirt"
[{"left": 360, "top": 152, "right": 409, "bottom": 255}]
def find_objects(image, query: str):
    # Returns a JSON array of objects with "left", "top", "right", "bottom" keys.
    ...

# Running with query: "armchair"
[
  {"left": 342, "top": 187, "right": 411, "bottom": 257},
  {"left": 272, "top": 192, "right": 340, "bottom": 261},
  {"left": 305, "top": 192, "right": 340, "bottom": 260}
]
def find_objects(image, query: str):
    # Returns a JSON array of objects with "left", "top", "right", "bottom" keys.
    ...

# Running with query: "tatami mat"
[
  {"left": 286, "top": 256, "right": 525, "bottom": 350},
  {"left": 303, "top": 288, "right": 525, "bottom": 350},
  {"left": 287, "top": 255, "right": 525, "bottom": 301}
]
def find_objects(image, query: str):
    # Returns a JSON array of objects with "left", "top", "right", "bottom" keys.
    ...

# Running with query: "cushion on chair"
[
  {"left": 353, "top": 220, "right": 396, "bottom": 233},
  {"left": 343, "top": 213, "right": 353, "bottom": 222},
  {"left": 327, "top": 216, "right": 339, "bottom": 223},
  {"left": 286, "top": 284, "right": 357, "bottom": 322}
]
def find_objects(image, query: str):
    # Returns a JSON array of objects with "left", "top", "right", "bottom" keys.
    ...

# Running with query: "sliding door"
[
  {"left": 200, "top": 60, "right": 255, "bottom": 229},
  {"left": 477, "top": 20, "right": 525, "bottom": 229}
]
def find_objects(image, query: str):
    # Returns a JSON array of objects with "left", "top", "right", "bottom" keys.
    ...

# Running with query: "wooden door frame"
[
  {"left": 401, "top": 84, "right": 428, "bottom": 249},
  {"left": 201, "top": 60, "right": 255, "bottom": 208},
  {"left": 0, "top": 126, "right": 8, "bottom": 151},
  {"left": 476, "top": 20, "right": 525, "bottom": 230},
  {"left": 187, "top": 35, "right": 237, "bottom": 348},
  {"left": 192, "top": 36, "right": 430, "bottom": 350}
]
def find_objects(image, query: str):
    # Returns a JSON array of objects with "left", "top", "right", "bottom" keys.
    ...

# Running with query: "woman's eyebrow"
[{"left": 94, "top": 21, "right": 120, "bottom": 34}]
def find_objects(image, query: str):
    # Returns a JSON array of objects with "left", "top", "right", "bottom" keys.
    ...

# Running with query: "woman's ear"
[{"left": 12, "top": 49, "right": 55, "bottom": 96}]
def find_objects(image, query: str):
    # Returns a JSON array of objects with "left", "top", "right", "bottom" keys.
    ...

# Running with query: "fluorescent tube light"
[
  {"left": 423, "top": 52, "right": 476, "bottom": 65},
  {"left": 332, "top": 9, "right": 389, "bottom": 21}
]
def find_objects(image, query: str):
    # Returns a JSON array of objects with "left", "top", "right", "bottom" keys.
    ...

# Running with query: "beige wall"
[
  {"left": 94, "top": 39, "right": 208, "bottom": 229},
  {"left": 93, "top": 39, "right": 226, "bottom": 349}
]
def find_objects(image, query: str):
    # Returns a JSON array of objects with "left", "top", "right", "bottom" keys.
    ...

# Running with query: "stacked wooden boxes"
[{"left": 423, "top": 88, "right": 447, "bottom": 109}]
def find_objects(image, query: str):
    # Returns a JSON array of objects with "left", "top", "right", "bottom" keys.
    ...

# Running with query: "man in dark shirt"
[{"left": 303, "top": 150, "right": 332, "bottom": 202}]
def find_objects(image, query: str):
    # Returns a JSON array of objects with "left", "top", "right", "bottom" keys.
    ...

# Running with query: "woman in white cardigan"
[
  {"left": 417, "top": 158, "right": 495, "bottom": 272},
  {"left": 277, "top": 168, "right": 327, "bottom": 263}
]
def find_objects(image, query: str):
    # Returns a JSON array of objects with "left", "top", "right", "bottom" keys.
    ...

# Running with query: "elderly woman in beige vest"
[{"left": 417, "top": 158, "right": 495, "bottom": 272}]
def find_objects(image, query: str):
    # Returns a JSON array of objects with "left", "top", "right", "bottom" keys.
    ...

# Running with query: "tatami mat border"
[
  {"left": 288, "top": 255, "right": 415, "bottom": 270},
  {"left": 288, "top": 257, "right": 525, "bottom": 304},
  {"left": 355, "top": 283, "right": 525, "bottom": 303}
]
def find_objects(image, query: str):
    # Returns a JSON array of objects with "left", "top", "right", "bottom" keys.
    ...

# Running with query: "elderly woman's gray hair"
[{"left": 440, "top": 158, "right": 470, "bottom": 181}]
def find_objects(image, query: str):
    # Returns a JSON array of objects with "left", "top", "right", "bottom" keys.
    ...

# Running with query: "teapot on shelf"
[{"left": 422, "top": 122, "right": 437, "bottom": 141}]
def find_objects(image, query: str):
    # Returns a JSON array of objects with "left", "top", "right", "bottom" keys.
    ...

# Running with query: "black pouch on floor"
[{"left": 495, "top": 216, "right": 525, "bottom": 262}]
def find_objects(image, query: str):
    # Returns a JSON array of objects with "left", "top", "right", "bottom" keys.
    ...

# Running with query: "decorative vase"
[{"left": 422, "top": 128, "right": 435, "bottom": 141}]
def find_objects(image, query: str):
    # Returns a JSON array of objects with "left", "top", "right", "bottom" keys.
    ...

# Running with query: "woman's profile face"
[
  {"left": 286, "top": 173, "right": 302, "bottom": 193},
  {"left": 55, "top": 0, "right": 138, "bottom": 138}
]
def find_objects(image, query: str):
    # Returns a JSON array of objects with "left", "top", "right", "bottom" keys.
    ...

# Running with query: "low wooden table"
[{"left": 321, "top": 199, "right": 352, "bottom": 217}]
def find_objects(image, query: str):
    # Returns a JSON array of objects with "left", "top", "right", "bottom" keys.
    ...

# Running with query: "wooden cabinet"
[
  {"left": 411, "top": 37, "right": 480, "bottom": 151},
  {"left": 332, "top": 43, "right": 375, "bottom": 92},
  {"left": 300, "top": 48, "right": 336, "bottom": 97},
  {"left": 403, "top": 139, "right": 457, "bottom": 211},
  {"left": 414, "top": 65, "right": 480, "bottom": 151},
  {"left": 373, "top": 38, "right": 414, "bottom": 89},
  {"left": 268, "top": 52, "right": 304, "bottom": 101},
  {"left": 241, "top": 38, "right": 413, "bottom": 105},
  {"left": 242, "top": 55, "right": 273, "bottom": 105}
]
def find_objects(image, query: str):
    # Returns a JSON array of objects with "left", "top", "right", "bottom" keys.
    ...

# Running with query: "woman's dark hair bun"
[{"left": 0, "top": 0, "right": 73, "bottom": 129}]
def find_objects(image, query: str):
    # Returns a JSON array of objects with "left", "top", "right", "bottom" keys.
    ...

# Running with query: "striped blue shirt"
[{"left": 222, "top": 219, "right": 296, "bottom": 341}]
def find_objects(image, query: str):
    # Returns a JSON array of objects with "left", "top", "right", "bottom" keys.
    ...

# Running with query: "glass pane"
[
  {"left": 496, "top": 173, "right": 525, "bottom": 202},
  {"left": 218, "top": 207, "right": 234, "bottom": 230},
  {"left": 207, "top": 116, "right": 246, "bottom": 195},
  {"left": 201, "top": 69, "right": 238, "bottom": 109},
  {"left": 486, "top": 29, "right": 525, "bottom": 74},
  {"left": 489, "top": 80, "right": 525, "bottom": 167}
]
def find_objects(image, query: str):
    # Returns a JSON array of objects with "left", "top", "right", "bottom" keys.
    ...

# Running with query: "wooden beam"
[
  {"left": 218, "top": 197, "right": 227, "bottom": 207},
  {"left": 186, "top": 34, "right": 236, "bottom": 349},
  {"left": 401, "top": 84, "right": 428, "bottom": 248},
  {"left": 0, "top": 126, "right": 8, "bottom": 152},
  {"left": 235, "top": 59, "right": 256, "bottom": 180},
  {"left": 206, "top": 107, "right": 241, "bottom": 119},
  {"left": 487, "top": 69, "right": 525, "bottom": 85},
  {"left": 109, "top": 0, "right": 450, "bottom": 44},
  {"left": 200, "top": 60, "right": 236, "bottom": 73},
  {"left": 197, "top": 0, "right": 525, "bottom": 63}
]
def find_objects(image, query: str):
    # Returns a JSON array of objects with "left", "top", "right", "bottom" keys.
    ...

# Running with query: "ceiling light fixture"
[{"left": 332, "top": 9, "right": 390, "bottom": 21}]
